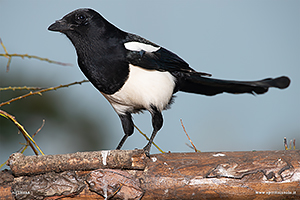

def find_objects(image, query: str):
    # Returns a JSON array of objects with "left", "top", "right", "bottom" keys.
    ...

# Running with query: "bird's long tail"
[{"left": 179, "top": 74, "right": 290, "bottom": 96}]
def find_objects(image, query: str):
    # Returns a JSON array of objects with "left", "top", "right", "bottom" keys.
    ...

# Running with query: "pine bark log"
[{"left": 1, "top": 150, "right": 299, "bottom": 199}]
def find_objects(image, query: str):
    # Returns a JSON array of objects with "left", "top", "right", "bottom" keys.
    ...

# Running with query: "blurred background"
[{"left": 1, "top": 1, "right": 299, "bottom": 169}]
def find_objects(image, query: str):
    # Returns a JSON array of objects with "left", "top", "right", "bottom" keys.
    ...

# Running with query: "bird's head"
[
  {"left": 48, "top": 8, "right": 125, "bottom": 53},
  {"left": 49, "top": 8, "right": 98, "bottom": 33},
  {"left": 48, "top": 8, "right": 116, "bottom": 43}
]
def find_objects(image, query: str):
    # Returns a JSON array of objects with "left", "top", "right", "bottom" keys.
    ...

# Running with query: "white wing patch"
[{"left": 124, "top": 41, "right": 160, "bottom": 52}]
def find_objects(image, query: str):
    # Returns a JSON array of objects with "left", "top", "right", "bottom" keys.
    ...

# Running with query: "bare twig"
[
  {"left": 134, "top": 125, "right": 165, "bottom": 153},
  {"left": 0, "top": 119, "right": 46, "bottom": 169},
  {"left": 0, "top": 86, "right": 43, "bottom": 91},
  {"left": 0, "top": 38, "right": 72, "bottom": 71},
  {"left": 284, "top": 137, "right": 288, "bottom": 150},
  {"left": 0, "top": 110, "right": 44, "bottom": 155},
  {"left": 0, "top": 38, "right": 9, "bottom": 54},
  {"left": 293, "top": 139, "right": 296, "bottom": 150},
  {"left": 18, "top": 119, "right": 45, "bottom": 154},
  {"left": 0, "top": 80, "right": 89, "bottom": 107},
  {"left": 284, "top": 137, "right": 296, "bottom": 150},
  {"left": 180, "top": 119, "right": 200, "bottom": 152}
]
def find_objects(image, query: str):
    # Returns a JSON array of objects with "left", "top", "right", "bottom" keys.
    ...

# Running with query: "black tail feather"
[{"left": 179, "top": 74, "right": 290, "bottom": 96}]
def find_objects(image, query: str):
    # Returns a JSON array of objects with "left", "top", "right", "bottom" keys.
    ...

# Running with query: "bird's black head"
[
  {"left": 48, "top": 8, "right": 125, "bottom": 52},
  {"left": 48, "top": 8, "right": 101, "bottom": 35}
]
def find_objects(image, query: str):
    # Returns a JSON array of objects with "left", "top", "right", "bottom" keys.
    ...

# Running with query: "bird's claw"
[{"left": 143, "top": 145, "right": 151, "bottom": 158}]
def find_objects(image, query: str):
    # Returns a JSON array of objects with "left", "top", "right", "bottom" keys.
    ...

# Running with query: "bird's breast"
[{"left": 102, "top": 64, "right": 176, "bottom": 115}]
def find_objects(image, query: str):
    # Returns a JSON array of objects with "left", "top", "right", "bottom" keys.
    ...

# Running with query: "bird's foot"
[{"left": 143, "top": 144, "right": 151, "bottom": 158}]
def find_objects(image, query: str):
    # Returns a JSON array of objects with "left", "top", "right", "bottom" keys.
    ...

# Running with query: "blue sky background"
[{"left": 0, "top": 1, "right": 299, "bottom": 167}]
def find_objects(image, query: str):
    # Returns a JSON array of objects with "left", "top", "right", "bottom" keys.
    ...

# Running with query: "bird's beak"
[{"left": 48, "top": 19, "right": 71, "bottom": 32}]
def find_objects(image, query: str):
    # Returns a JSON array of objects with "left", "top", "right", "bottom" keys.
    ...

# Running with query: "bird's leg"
[
  {"left": 116, "top": 134, "right": 128, "bottom": 150},
  {"left": 143, "top": 106, "right": 163, "bottom": 157},
  {"left": 116, "top": 113, "right": 134, "bottom": 150},
  {"left": 143, "top": 130, "right": 158, "bottom": 157}
]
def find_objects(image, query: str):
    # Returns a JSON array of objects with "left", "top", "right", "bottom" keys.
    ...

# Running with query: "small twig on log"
[
  {"left": 284, "top": 137, "right": 296, "bottom": 150},
  {"left": 180, "top": 119, "right": 199, "bottom": 152},
  {"left": 284, "top": 137, "right": 288, "bottom": 150}
]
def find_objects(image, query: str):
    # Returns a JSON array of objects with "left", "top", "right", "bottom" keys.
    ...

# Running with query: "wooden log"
[
  {"left": 141, "top": 150, "right": 300, "bottom": 200},
  {"left": 7, "top": 149, "right": 146, "bottom": 176},
  {"left": 1, "top": 150, "right": 299, "bottom": 199}
]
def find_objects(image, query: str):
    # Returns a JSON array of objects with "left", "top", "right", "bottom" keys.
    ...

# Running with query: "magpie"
[{"left": 48, "top": 8, "right": 290, "bottom": 155}]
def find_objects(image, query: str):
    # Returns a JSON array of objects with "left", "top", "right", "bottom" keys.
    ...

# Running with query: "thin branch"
[
  {"left": 284, "top": 137, "right": 297, "bottom": 150},
  {"left": 0, "top": 38, "right": 72, "bottom": 71},
  {"left": 134, "top": 125, "right": 165, "bottom": 153},
  {"left": 19, "top": 119, "right": 45, "bottom": 154},
  {"left": 0, "top": 119, "right": 46, "bottom": 169},
  {"left": 0, "top": 161, "right": 6, "bottom": 169},
  {"left": 0, "top": 86, "right": 43, "bottom": 91},
  {"left": 0, "top": 38, "right": 9, "bottom": 54},
  {"left": 180, "top": 119, "right": 200, "bottom": 152},
  {"left": 0, "top": 110, "right": 44, "bottom": 155},
  {"left": 0, "top": 80, "right": 89, "bottom": 107},
  {"left": 293, "top": 139, "right": 296, "bottom": 150},
  {"left": 284, "top": 137, "right": 288, "bottom": 150},
  {"left": 0, "top": 80, "right": 89, "bottom": 169}
]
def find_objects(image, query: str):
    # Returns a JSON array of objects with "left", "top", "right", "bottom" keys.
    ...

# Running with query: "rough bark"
[{"left": 1, "top": 150, "right": 299, "bottom": 200}]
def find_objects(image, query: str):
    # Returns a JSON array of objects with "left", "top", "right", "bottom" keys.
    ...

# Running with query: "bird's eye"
[
  {"left": 75, "top": 13, "right": 87, "bottom": 24},
  {"left": 78, "top": 15, "right": 85, "bottom": 20}
]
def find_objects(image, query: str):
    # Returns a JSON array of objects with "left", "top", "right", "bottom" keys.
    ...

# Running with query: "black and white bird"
[{"left": 48, "top": 8, "right": 290, "bottom": 155}]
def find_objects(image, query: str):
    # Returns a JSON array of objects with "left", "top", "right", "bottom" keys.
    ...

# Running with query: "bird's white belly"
[{"left": 102, "top": 64, "right": 176, "bottom": 115}]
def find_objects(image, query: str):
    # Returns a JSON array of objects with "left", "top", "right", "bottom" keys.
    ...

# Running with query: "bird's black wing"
[{"left": 124, "top": 34, "right": 211, "bottom": 76}]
